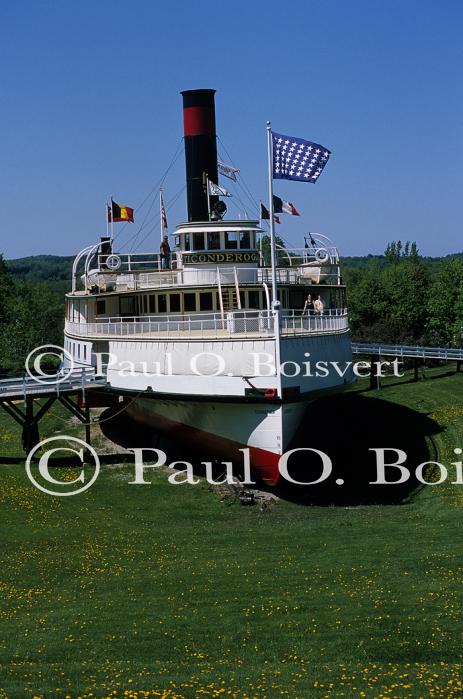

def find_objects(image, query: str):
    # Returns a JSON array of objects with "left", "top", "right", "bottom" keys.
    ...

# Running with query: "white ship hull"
[
  {"left": 64, "top": 329, "right": 354, "bottom": 484},
  {"left": 126, "top": 396, "right": 309, "bottom": 485}
]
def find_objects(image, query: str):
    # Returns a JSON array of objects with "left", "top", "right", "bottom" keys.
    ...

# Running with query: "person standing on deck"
[
  {"left": 314, "top": 295, "right": 324, "bottom": 315},
  {"left": 160, "top": 236, "right": 171, "bottom": 269},
  {"left": 303, "top": 294, "right": 314, "bottom": 315}
]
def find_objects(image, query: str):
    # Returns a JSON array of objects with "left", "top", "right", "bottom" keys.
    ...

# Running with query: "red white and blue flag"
[
  {"left": 272, "top": 132, "right": 331, "bottom": 183},
  {"left": 260, "top": 202, "right": 280, "bottom": 224},
  {"left": 273, "top": 195, "right": 300, "bottom": 216},
  {"left": 160, "top": 193, "right": 168, "bottom": 229}
]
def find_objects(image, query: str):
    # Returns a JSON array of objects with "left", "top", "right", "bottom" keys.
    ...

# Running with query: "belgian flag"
[{"left": 108, "top": 199, "right": 134, "bottom": 223}]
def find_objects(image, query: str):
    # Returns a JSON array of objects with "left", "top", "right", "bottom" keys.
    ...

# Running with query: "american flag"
[
  {"left": 160, "top": 193, "right": 168, "bottom": 229},
  {"left": 272, "top": 132, "right": 331, "bottom": 183}
]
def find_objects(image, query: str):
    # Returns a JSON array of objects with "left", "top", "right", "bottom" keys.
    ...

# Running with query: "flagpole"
[
  {"left": 266, "top": 122, "right": 278, "bottom": 309},
  {"left": 109, "top": 196, "right": 114, "bottom": 243},
  {"left": 258, "top": 201, "right": 263, "bottom": 266},
  {"left": 159, "top": 188, "right": 164, "bottom": 244},
  {"left": 205, "top": 173, "right": 211, "bottom": 221}
]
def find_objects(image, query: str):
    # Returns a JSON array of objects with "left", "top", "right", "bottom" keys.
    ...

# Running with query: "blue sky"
[{"left": 0, "top": 0, "right": 461, "bottom": 259}]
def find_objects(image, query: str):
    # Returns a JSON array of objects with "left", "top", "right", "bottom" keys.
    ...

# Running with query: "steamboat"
[{"left": 64, "top": 89, "right": 353, "bottom": 484}]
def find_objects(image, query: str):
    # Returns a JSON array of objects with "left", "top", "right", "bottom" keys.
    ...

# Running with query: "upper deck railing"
[
  {"left": 72, "top": 233, "right": 341, "bottom": 293},
  {"left": 65, "top": 308, "right": 349, "bottom": 340},
  {"left": 106, "top": 264, "right": 341, "bottom": 292},
  {"left": 95, "top": 252, "right": 182, "bottom": 273}
]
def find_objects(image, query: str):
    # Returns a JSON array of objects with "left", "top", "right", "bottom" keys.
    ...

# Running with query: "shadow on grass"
[
  {"left": 98, "top": 392, "right": 442, "bottom": 507},
  {"left": 278, "top": 393, "right": 441, "bottom": 506}
]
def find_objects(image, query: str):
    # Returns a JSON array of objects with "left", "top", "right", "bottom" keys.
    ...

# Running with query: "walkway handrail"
[
  {"left": 352, "top": 342, "right": 463, "bottom": 360},
  {"left": 0, "top": 367, "right": 105, "bottom": 399}
]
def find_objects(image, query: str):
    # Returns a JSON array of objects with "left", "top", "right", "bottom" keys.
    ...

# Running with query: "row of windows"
[
  {"left": 183, "top": 231, "right": 253, "bottom": 252},
  {"left": 67, "top": 299, "right": 86, "bottom": 322},
  {"left": 64, "top": 338, "right": 88, "bottom": 362},
  {"left": 95, "top": 290, "right": 265, "bottom": 316},
  {"left": 88, "top": 288, "right": 346, "bottom": 318}
]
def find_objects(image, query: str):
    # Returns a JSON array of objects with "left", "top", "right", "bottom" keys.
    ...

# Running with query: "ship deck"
[{"left": 64, "top": 310, "right": 349, "bottom": 341}]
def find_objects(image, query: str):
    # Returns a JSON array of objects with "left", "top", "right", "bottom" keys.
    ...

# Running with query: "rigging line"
[
  {"left": 231, "top": 172, "right": 261, "bottom": 216},
  {"left": 134, "top": 220, "right": 161, "bottom": 253},
  {"left": 226, "top": 192, "right": 249, "bottom": 219},
  {"left": 217, "top": 136, "right": 261, "bottom": 213},
  {"left": 123, "top": 185, "right": 182, "bottom": 249},
  {"left": 122, "top": 141, "right": 185, "bottom": 251},
  {"left": 217, "top": 146, "right": 253, "bottom": 208},
  {"left": 216, "top": 147, "right": 257, "bottom": 219},
  {"left": 132, "top": 185, "right": 186, "bottom": 253},
  {"left": 217, "top": 150, "right": 260, "bottom": 221},
  {"left": 222, "top": 180, "right": 252, "bottom": 219},
  {"left": 235, "top": 180, "right": 260, "bottom": 217},
  {"left": 111, "top": 137, "right": 184, "bottom": 246},
  {"left": 46, "top": 387, "right": 153, "bottom": 426},
  {"left": 122, "top": 148, "right": 185, "bottom": 252},
  {"left": 160, "top": 138, "right": 184, "bottom": 186},
  {"left": 128, "top": 194, "right": 159, "bottom": 253},
  {"left": 165, "top": 184, "right": 186, "bottom": 209}
]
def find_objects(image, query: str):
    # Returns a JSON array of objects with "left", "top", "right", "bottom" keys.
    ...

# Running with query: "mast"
[
  {"left": 159, "top": 188, "right": 164, "bottom": 243},
  {"left": 266, "top": 122, "right": 278, "bottom": 309},
  {"left": 205, "top": 174, "right": 211, "bottom": 221}
]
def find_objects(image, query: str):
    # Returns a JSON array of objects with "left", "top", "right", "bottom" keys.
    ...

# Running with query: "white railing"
[
  {"left": 66, "top": 311, "right": 275, "bottom": 340},
  {"left": 73, "top": 233, "right": 341, "bottom": 292},
  {"left": 0, "top": 367, "right": 104, "bottom": 399},
  {"left": 100, "top": 265, "right": 341, "bottom": 292},
  {"left": 95, "top": 251, "right": 181, "bottom": 272},
  {"left": 273, "top": 245, "right": 339, "bottom": 266},
  {"left": 65, "top": 309, "right": 349, "bottom": 340},
  {"left": 280, "top": 309, "right": 349, "bottom": 335}
]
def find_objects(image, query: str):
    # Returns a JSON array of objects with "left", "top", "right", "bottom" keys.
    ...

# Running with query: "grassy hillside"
[{"left": 1, "top": 366, "right": 463, "bottom": 697}]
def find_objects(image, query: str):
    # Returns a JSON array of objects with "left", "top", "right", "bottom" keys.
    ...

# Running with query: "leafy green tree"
[
  {"left": 0, "top": 254, "right": 13, "bottom": 326},
  {"left": 427, "top": 258, "right": 463, "bottom": 345},
  {"left": 381, "top": 257, "right": 430, "bottom": 342},
  {"left": 348, "top": 242, "right": 430, "bottom": 343},
  {"left": 0, "top": 281, "right": 64, "bottom": 374},
  {"left": 347, "top": 260, "right": 389, "bottom": 340}
]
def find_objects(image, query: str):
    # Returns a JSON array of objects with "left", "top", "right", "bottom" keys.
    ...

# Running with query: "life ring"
[
  {"left": 105, "top": 254, "right": 122, "bottom": 271},
  {"left": 315, "top": 248, "right": 329, "bottom": 263}
]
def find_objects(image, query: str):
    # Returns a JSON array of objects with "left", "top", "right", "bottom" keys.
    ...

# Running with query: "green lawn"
[{"left": 1, "top": 366, "right": 463, "bottom": 698}]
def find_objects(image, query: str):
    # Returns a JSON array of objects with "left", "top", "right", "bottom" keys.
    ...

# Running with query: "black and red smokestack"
[{"left": 181, "top": 89, "right": 218, "bottom": 222}]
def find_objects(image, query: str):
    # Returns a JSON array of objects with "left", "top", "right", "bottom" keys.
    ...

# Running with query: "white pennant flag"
[
  {"left": 218, "top": 161, "right": 240, "bottom": 182},
  {"left": 208, "top": 180, "right": 232, "bottom": 197}
]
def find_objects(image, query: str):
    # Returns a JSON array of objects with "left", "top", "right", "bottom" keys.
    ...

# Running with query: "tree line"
[
  {"left": 345, "top": 241, "right": 463, "bottom": 346},
  {"left": 0, "top": 255, "right": 64, "bottom": 375}
]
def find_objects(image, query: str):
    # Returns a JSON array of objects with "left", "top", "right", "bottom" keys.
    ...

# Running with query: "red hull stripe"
[
  {"left": 129, "top": 405, "right": 281, "bottom": 485},
  {"left": 183, "top": 106, "right": 215, "bottom": 136}
]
